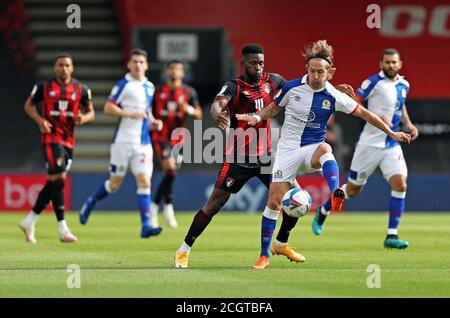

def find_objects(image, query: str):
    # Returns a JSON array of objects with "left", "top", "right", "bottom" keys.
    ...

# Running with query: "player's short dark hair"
[
  {"left": 130, "top": 48, "right": 148, "bottom": 59},
  {"left": 380, "top": 48, "right": 400, "bottom": 61},
  {"left": 242, "top": 43, "right": 264, "bottom": 56},
  {"left": 54, "top": 53, "right": 73, "bottom": 63},
  {"left": 166, "top": 59, "right": 184, "bottom": 68}
]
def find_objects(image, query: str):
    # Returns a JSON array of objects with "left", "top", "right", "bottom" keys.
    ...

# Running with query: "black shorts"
[
  {"left": 41, "top": 143, "right": 73, "bottom": 174},
  {"left": 154, "top": 142, "right": 183, "bottom": 169},
  {"left": 214, "top": 163, "right": 272, "bottom": 194}
]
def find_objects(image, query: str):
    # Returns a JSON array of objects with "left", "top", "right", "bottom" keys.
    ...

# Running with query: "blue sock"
[
  {"left": 388, "top": 191, "right": 406, "bottom": 232},
  {"left": 261, "top": 215, "right": 276, "bottom": 257},
  {"left": 93, "top": 181, "right": 110, "bottom": 202},
  {"left": 137, "top": 193, "right": 151, "bottom": 227},
  {"left": 322, "top": 159, "right": 340, "bottom": 193}
]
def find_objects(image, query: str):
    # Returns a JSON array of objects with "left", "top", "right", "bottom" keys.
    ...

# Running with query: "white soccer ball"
[{"left": 281, "top": 188, "right": 312, "bottom": 218}]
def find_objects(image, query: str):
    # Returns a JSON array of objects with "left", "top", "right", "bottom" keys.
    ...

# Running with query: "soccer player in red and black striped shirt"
[
  {"left": 151, "top": 60, "right": 202, "bottom": 228},
  {"left": 174, "top": 43, "right": 287, "bottom": 268},
  {"left": 19, "top": 53, "right": 95, "bottom": 244}
]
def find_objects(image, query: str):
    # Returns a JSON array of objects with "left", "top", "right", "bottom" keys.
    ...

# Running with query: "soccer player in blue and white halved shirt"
[
  {"left": 313, "top": 49, "right": 419, "bottom": 249},
  {"left": 237, "top": 40, "right": 412, "bottom": 267},
  {"left": 79, "top": 49, "right": 164, "bottom": 238}
]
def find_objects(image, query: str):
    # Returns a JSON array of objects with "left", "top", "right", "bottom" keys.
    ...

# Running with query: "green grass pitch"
[{"left": 0, "top": 211, "right": 449, "bottom": 298}]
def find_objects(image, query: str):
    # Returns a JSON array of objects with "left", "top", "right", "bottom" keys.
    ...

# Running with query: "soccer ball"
[{"left": 281, "top": 188, "right": 312, "bottom": 218}]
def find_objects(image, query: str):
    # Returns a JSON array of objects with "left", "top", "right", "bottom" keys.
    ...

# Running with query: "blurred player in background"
[
  {"left": 237, "top": 40, "right": 412, "bottom": 266},
  {"left": 20, "top": 53, "right": 95, "bottom": 243},
  {"left": 313, "top": 48, "right": 419, "bottom": 249},
  {"left": 78, "top": 49, "right": 164, "bottom": 238},
  {"left": 174, "top": 43, "right": 287, "bottom": 269},
  {"left": 151, "top": 60, "right": 202, "bottom": 229}
]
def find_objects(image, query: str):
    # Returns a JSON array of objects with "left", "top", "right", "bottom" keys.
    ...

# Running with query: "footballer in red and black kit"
[
  {"left": 150, "top": 60, "right": 203, "bottom": 229},
  {"left": 20, "top": 53, "right": 95, "bottom": 244},
  {"left": 174, "top": 43, "right": 287, "bottom": 269}
]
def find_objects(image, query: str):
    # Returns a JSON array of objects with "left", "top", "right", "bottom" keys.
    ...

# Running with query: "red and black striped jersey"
[
  {"left": 151, "top": 84, "right": 200, "bottom": 145},
  {"left": 29, "top": 78, "right": 92, "bottom": 149},
  {"left": 216, "top": 72, "right": 285, "bottom": 164}
]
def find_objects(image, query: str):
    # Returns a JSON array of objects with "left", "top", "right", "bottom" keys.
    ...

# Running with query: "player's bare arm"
[
  {"left": 24, "top": 98, "right": 52, "bottom": 134},
  {"left": 180, "top": 102, "right": 203, "bottom": 120},
  {"left": 148, "top": 111, "right": 163, "bottom": 131},
  {"left": 352, "top": 105, "right": 411, "bottom": 143},
  {"left": 235, "top": 101, "right": 282, "bottom": 126},
  {"left": 104, "top": 101, "right": 147, "bottom": 120},
  {"left": 210, "top": 97, "right": 229, "bottom": 130},
  {"left": 74, "top": 103, "right": 95, "bottom": 125},
  {"left": 401, "top": 105, "right": 419, "bottom": 140}
]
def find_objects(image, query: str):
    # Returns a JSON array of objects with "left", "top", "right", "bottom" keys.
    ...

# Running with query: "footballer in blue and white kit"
[
  {"left": 79, "top": 49, "right": 164, "bottom": 238},
  {"left": 237, "top": 40, "right": 412, "bottom": 266},
  {"left": 337, "top": 49, "right": 419, "bottom": 249}
]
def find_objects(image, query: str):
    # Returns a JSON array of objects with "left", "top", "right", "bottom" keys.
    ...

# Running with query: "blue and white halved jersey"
[
  {"left": 275, "top": 75, "right": 358, "bottom": 150},
  {"left": 108, "top": 73, "right": 155, "bottom": 145},
  {"left": 355, "top": 71, "right": 409, "bottom": 148}
]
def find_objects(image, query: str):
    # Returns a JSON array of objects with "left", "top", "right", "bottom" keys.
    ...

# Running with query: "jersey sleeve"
[
  {"left": 274, "top": 79, "right": 301, "bottom": 107},
  {"left": 108, "top": 79, "right": 127, "bottom": 105},
  {"left": 215, "top": 80, "right": 237, "bottom": 101},
  {"left": 80, "top": 84, "right": 92, "bottom": 109},
  {"left": 334, "top": 89, "right": 359, "bottom": 114},
  {"left": 355, "top": 77, "right": 378, "bottom": 101},
  {"left": 188, "top": 86, "right": 201, "bottom": 107},
  {"left": 30, "top": 81, "right": 44, "bottom": 104},
  {"left": 269, "top": 73, "right": 286, "bottom": 90}
]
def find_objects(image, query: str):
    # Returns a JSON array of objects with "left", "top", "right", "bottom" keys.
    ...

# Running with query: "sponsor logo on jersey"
[
  {"left": 322, "top": 99, "right": 331, "bottom": 110},
  {"left": 243, "top": 90, "right": 250, "bottom": 96},
  {"left": 401, "top": 89, "right": 406, "bottom": 98},
  {"left": 294, "top": 95, "right": 302, "bottom": 101},
  {"left": 307, "top": 111, "right": 316, "bottom": 122},
  {"left": 49, "top": 91, "right": 56, "bottom": 97},
  {"left": 264, "top": 83, "right": 271, "bottom": 94},
  {"left": 160, "top": 92, "right": 166, "bottom": 99},
  {"left": 217, "top": 85, "right": 228, "bottom": 97},
  {"left": 71, "top": 92, "right": 77, "bottom": 101}
]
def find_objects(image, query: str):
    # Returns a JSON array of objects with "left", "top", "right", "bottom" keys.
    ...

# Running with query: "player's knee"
[
  {"left": 390, "top": 175, "right": 407, "bottom": 192},
  {"left": 108, "top": 179, "right": 122, "bottom": 193},
  {"left": 317, "top": 143, "right": 333, "bottom": 154},
  {"left": 267, "top": 193, "right": 283, "bottom": 210}
]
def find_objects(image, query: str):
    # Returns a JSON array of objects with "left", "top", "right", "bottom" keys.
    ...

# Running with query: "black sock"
[
  {"left": 155, "top": 175, "right": 170, "bottom": 204},
  {"left": 163, "top": 173, "right": 175, "bottom": 204},
  {"left": 317, "top": 209, "right": 328, "bottom": 225},
  {"left": 276, "top": 211, "right": 299, "bottom": 243},
  {"left": 32, "top": 181, "right": 54, "bottom": 214},
  {"left": 184, "top": 209, "right": 212, "bottom": 247},
  {"left": 51, "top": 179, "right": 65, "bottom": 222}
]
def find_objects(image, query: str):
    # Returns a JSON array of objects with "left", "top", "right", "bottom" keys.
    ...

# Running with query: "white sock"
[
  {"left": 275, "top": 239, "right": 287, "bottom": 247},
  {"left": 320, "top": 206, "right": 330, "bottom": 215},
  {"left": 23, "top": 211, "right": 39, "bottom": 227},
  {"left": 262, "top": 206, "right": 280, "bottom": 220},
  {"left": 387, "top": 228, "right": 398, "bottom": 235},
  {"left": 178, "top": 241, "right": 191, "bottom": 254},
  {"left": 58, "top": 220, "right": 70, "bottom": 235}
]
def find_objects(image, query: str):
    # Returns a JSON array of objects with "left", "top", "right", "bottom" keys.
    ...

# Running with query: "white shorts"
[
  {"left": 109, "top": 143, "right": 153, "bottom": 177},
  {"left": 272, "top": 143, "right": 322, "bottom": 184},
  {"left": 349, "top": 144, "right": 407, "bottom": 185}
]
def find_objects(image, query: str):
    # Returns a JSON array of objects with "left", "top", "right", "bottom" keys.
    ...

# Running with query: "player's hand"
[
  {"left": 335, "top": 84, "right": 356, "bottom": 98},
  {"left": 129, "top": 111, "right": 147, "bottom": 120},
  {"left": 392, "top": 132, "right": 411, "bottom": 144},
  {"left": 74, "top": 113, "right": 85, "bottom": 125},
  {"left": 150, "top": 119, "right": 163, "bottom": 131},
  {"left": 406, "top": 123, "right": 419, "bottom": 141},
  {"left": 216, "top": 110, "right": 229, "bottom": 130},
  {"left": 38, "top": 119, "right": 52, "bottom": 133},
  {"left": 235, "top": 113, "right": 259, "bottom": 126}
]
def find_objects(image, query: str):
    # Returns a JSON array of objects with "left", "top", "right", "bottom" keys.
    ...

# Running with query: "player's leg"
[
  {"left": 79, "top": 143, "right": 128, "bottom": 224},
  {"left": 131, "top": 144, "right": 162, "bottom": 238},
  {"left": 313, "top": 144, "right": 378, "bottom": 235},
  {"left": 20, "top": 144, "right": 55, "bottom": 243},
  {"left": 175, "top": 163, "right": 246, "bottom": 268},
  {"left": 45, "top": 145, "right": 77, "bottom": 242},
  {"left": 254, "top": 149, "right": 306, "bottom": 268},
  {"left": 381, "top": 146, "right": 409, "bottom": 249}
]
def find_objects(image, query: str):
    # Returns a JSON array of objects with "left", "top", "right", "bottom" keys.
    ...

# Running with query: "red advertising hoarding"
[{"left": 0, "top": 175, "right": 71, "bottom": 212}]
